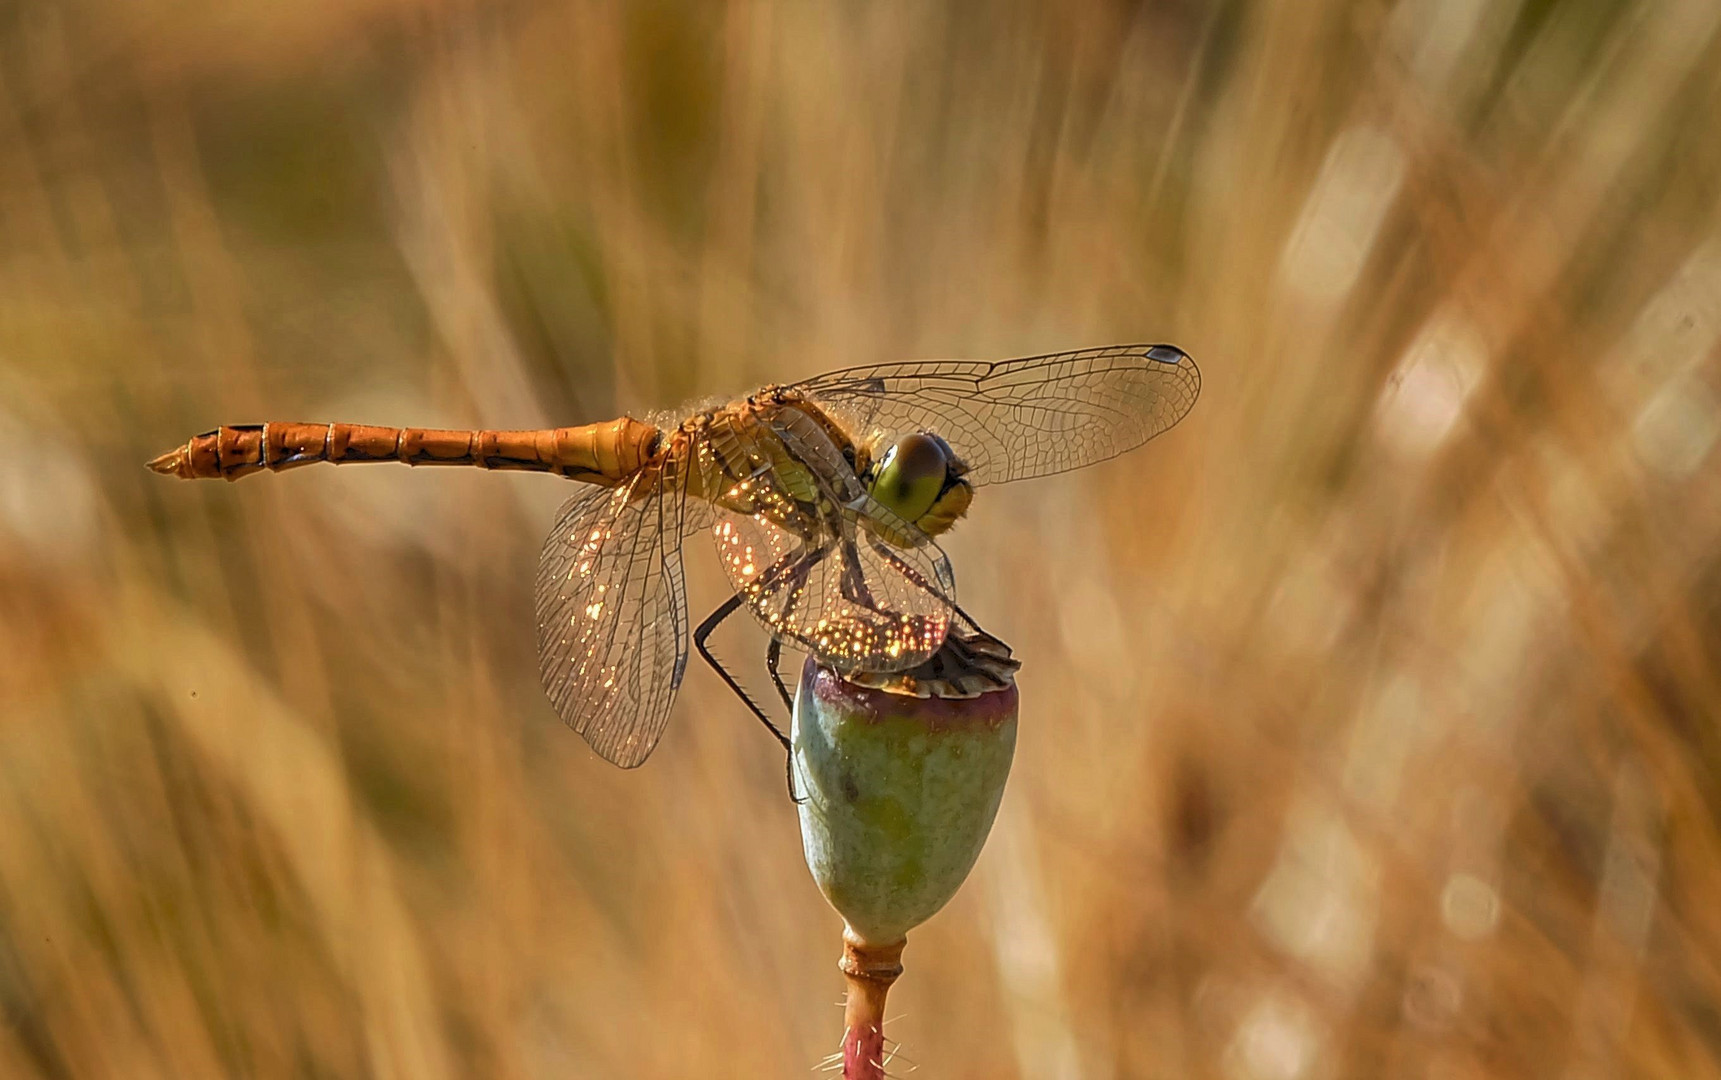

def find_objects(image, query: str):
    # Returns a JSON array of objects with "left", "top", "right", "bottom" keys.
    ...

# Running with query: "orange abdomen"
[{"left": 148, "top": 419, "right": 661, "bottom": 486}]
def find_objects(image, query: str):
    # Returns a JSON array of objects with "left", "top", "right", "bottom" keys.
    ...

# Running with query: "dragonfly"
[{"left": 149, "top": 343, "right": 1200, "bottom": 774}]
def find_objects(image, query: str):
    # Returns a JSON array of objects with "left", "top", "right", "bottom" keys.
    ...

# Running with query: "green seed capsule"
[{"left": 793, "top": 653, "right": 1019, "bottom": 945}]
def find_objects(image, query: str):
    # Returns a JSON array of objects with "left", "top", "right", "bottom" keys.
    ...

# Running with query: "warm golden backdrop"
[{"left": 3, "top": 1, "right": 1720, "bottom": 1077}]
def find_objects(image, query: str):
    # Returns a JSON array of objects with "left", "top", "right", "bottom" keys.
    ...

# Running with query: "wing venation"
[
  {"left": 796, "top": 343, "right": 1199, "bottom": 486},
  {"left": 534, "top": 460, "right": 701, "bottom": 768}
]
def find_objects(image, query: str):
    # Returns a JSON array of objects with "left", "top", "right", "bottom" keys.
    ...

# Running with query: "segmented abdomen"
[{"left": 148, "top": 419, "right": 661, "bottom": 485}]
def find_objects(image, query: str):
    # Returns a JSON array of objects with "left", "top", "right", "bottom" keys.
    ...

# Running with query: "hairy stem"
[{"left": 840, "top": 929, "right": 904, "bottom": 1080}]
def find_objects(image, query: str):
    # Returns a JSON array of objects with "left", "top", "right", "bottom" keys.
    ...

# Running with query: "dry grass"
[{"left": 3, "top": 1, "right": 1721, "bottom": 1076}]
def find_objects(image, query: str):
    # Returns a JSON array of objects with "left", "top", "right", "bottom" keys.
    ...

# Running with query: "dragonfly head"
[{"left": 860, "top": 431, "right": 972, "bottom": 539}]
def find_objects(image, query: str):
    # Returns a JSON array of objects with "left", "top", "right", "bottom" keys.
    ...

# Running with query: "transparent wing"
[
  {"left": 704, "top": 407, "right": 955, "bottom": 672},
  {"left": 795, "top": 343, "right": 1200, "bottom": 486},
  {"left": 712, "top": 508, "right": 953, "bottom": 673},
  {"left": 764, "top": 405, "right": 955, "bottom": 590},
  {"left": 534, "top": 457, "right": 706, "bottom": 768}
]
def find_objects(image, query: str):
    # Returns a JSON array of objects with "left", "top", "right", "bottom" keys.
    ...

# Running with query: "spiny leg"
[
  {"left": 836, "top": 535, "right": 879, "bottom": 610},
  {"left": 693, "top": 592, "right": 790, "bottom": 753},
  {"left": 756, "top": 547, "right": 828, "bottom": 801},
  {"left": 862, "top": 530, "right": 992, "bottom": 637},
  {"left": 694, "top": 544, "right": 824, "bottom": 801},
  {"left": 766, "top": 637, "right": 793, "bottom": 711},
  {"left": 762, "top": 544, "right": 826, "bottom": 719},
  {"left": 952, "top": 601, "right": 984, "bottom": 633},
  {"left": 863, "top": 531, "right": 955, "bottom": 608}
]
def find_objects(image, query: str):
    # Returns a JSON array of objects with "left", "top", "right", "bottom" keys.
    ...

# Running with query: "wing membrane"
[
  {"left": 534, "top": 458, "right": 705, "bottom": 768},
  {"left": 796, "top": 343, "right": 1199, "bottom": 486},
  {"left": 713, "top": 508, "right": 952, "bottom": 673},
  {"left": 707, "top": 407, "right": 955, "bottom": 672}
]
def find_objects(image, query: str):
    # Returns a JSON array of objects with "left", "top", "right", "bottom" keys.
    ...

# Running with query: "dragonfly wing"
[
  {"left": 795, "top": 343, "right": 1199, "bottom": 486},
  {"left": 765, "top": 406, "right": 954, "bottom": 593},
  {"left": 713, "top": 507, "right": 954, "bottom": 673},
  {"left": 534, "top": 460, "right": 701, "bottom": 768},
  {"left": 705, "top": 407, "right": 951, "bottom": 672}
]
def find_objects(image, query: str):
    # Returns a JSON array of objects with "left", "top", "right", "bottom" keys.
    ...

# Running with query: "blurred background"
[{"left": 3, "top": 0, "right": 1720, "bottom": 1076}]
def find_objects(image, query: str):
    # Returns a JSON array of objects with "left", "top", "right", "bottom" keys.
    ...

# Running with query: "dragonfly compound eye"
[{"left": 869, "top": 432, "right": 952, "bottom": 527}]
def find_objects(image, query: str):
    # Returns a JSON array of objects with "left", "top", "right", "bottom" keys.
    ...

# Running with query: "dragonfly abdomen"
[{"left": 148, "top": 419, "right": 661, "bottom": 484}]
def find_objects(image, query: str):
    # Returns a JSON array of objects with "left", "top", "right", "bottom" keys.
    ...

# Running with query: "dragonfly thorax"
[{"left": 672, "top": 397, "right": 849, "bottom": 541}]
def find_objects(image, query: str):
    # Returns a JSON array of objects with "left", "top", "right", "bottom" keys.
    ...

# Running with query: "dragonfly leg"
[
  {"left": 766, "top": 637, "right": 794, "bottom": 711},
  {"left": 693, "top": 593, "right": 805, "bottom": 804},
  {"left": 862, "top": 531, "right": 958, "bottom": 608},
  {"left": 858, "top": 531, "right": 972, "bottom": 647},
  {"left": 762, "top": 638, "right": 806, "bottom": 803},
  {"left": 836, "top": 536, "right": 880, "bottom": 610},
  {"left": 952, "top": 602, "right": 985, "bottom": 633},
  {"left": 693, "top": 593, "right": 790, "bottom": 751}
]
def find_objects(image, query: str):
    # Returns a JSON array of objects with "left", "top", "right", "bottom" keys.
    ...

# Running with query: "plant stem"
[{"left": 839, "top": 928, "right": 904, "bottom": 1080}]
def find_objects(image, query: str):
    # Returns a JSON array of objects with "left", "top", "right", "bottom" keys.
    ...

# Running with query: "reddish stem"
[{"left": 839, "top": 929, "right": 905, "bottom": 1080}]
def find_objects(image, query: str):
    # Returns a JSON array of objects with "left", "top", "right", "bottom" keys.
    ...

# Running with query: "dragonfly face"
[{"left": 856, "top": 431, "right": 972, "bottom": 543}]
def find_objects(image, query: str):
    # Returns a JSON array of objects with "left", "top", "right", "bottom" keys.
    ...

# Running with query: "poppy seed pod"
[{"left": 792, "top": 634, "right": 1020, "bottom": 945}]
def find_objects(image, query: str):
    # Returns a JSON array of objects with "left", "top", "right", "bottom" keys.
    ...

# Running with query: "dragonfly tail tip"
[{"left": 147, "top": 448, "right": 187, "bottom": 478}]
